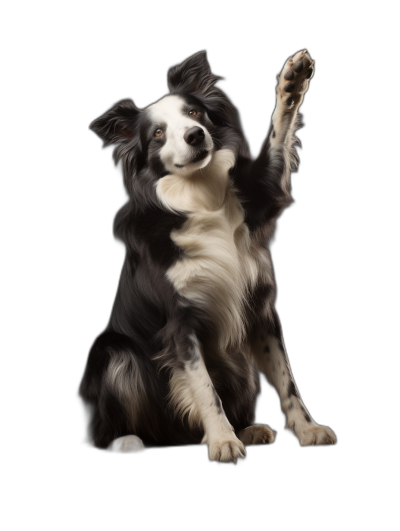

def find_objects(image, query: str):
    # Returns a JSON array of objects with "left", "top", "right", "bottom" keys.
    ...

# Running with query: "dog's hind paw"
[
  {"left": 237, "top": 424, "right": 277, "bottom": 445},
  {"left": 278, "top": 49, "right": 314, "bottom": 109},
  {"left": 108, "top": 435, "right": 145, "bottom": 452}
]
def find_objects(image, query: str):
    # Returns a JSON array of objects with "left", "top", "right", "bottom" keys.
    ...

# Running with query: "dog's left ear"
[{"left": 167, "top": 50, "right": 222, "bottom": 97}]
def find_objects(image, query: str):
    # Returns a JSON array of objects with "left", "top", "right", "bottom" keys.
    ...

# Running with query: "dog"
[{"left": 80, "top": 50, "right": 337, "bottom": 462}]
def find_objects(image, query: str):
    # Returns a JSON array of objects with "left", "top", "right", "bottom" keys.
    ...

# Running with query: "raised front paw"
[
  {"left": 294, "top": 423, "right": 337, "bottom": 446},
  {"left": 278, "top": 49, "right": 314, "bottom": 110},
  {"left": 237, "top": 424, "right": 277, "bottom": 445},
  {"left": 208, "top": 435, "right": 246, "bottom": 463}
]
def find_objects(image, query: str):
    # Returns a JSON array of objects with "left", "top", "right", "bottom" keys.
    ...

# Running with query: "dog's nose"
[{"left": 184, "top": 126, "right": 205, "bottom": 146}]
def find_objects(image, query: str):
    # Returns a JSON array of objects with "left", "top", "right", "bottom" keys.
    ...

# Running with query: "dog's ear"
[
  {"left": 90, "top": 99, "right": 143, "bottom": 183},
  {"left": 89, "top": 99, "right": 140, "bottom": 147},
  {"left": 167, "top": 51, "right": 222, "bottom": 97}
]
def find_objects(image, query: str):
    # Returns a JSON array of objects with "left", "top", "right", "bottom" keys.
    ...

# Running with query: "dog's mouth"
[
  {"left": 191, "top": 149, "right": 209, "bottom": 164},
  {"left": 175, "top": 150, "right": 210, "bottom": 169}
]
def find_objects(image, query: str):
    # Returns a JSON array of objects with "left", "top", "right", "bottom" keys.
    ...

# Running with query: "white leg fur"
[{"left": 168, "top": 337, "right": 245, "bottom": 463}]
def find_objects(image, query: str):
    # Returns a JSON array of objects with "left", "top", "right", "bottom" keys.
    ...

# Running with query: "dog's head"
[
  {"left": 90, "top": 51, "right": 245, "bottom": 197},
  {"left": 146, "top": 93, "right": 214, "bottom": 174}
]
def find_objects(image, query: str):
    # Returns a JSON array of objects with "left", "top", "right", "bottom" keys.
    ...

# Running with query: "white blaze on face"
[{"left": 148, "top": 95, "right": 213, "bottom": 174}]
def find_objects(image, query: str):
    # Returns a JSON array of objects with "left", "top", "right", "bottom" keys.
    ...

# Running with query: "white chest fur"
[{"left": 156, "top": 149, "right": 271, "bottom": 349}]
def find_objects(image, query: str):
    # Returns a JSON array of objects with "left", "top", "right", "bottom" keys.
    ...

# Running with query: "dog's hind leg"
[
  {"left": 251, "top": 309, "right": 337, "bottom": 446},
  {"left": 80, "top": 332, "right": 166, "bottom": 449}
]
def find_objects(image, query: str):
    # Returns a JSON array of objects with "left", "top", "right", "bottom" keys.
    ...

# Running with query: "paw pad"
[
  {"left": 278, "top": 50, "right": 314, "bottom": 108},
  {"left": 284, "top": 82, "right": 295, "bottom": 93},
  {"left": 293, "top": 59, "right": 304, "bottom": 73}
]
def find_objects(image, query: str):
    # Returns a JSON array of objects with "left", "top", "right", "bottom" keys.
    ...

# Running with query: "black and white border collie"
[{"left": 80, "top": 50, "right": 336, "bottom": 462}]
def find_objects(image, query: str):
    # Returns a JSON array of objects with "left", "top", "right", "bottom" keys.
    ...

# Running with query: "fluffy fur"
[{"left": 80, "top": 50, "right": 336, "bottom": 462}]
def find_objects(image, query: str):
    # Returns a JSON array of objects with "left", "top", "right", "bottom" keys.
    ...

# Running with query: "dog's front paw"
[
  {"left": 237, "top": 424, "right": 277, "bottom": 445},
  {"left": 208, "top": 435, "right": 246, "bottom": 463},
  {"left": 294, "top": 423, "right": 337, "bottom": 446},
  {"left": 278, "top": 49, "right": 314, "bottom": 109}
]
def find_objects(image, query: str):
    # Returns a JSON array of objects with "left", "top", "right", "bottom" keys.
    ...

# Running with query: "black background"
[{"left": 56, "top": 12, "right": 366, "bottom": 480}]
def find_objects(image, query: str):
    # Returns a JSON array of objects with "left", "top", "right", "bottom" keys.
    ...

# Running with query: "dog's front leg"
[
  {"left": 168, "top": 335, "right": 245, "bottom": 463},
  {"left": 245, "top": 50, "right": 314, "bottom": 225},
  {"left": 269, "top": 49, "right": 314, "bottom": 195},
  {"left": 252, "top": 309, "right": 337, "bottom": 446}
]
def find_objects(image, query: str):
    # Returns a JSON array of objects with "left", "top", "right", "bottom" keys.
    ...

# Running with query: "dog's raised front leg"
[
  {"left": 251, "top": 310, "right": 337, "bottom": 446},
  {"left": 242, "top": 50, "right": 314, "bottom": 226},
  {"left": 268, "top": 49, "right": 314, "bottom": 193},
  {"left": 168, "top": 335, "right": 246, "bottom": 463}
]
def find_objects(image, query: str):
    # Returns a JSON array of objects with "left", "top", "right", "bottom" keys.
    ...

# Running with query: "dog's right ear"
[
  {"left": 89, "top": 99, "right": 140, "bottom": 147},
  {"left": 90, "top": 99, "right": 143, "bottom": 184}
]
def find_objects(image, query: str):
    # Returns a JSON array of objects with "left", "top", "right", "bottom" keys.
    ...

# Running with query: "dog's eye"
[
  {"left": 155, "top": 128, "right": 163, "bottom": 137},
  {"left": 188, "top": 109, "right": 197, "bottom": 116}
]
